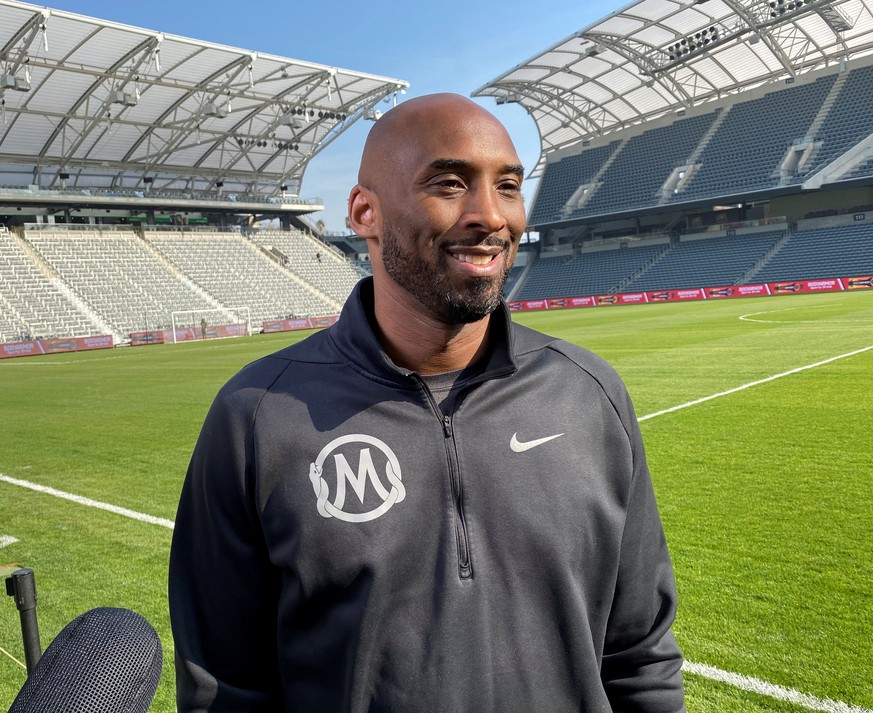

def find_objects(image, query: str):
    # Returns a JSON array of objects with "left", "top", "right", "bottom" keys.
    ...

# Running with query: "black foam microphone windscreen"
[{"left": 9, "top": 607, "right": 162, "bottom": 713}]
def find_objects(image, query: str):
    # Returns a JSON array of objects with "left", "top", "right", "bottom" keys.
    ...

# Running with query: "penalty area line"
[
  {"left": 683, "top": 662, "right": 873, "bottom": 713},
  {"left": 639, "top": 344, "right": 873, "bottom": 422},
  {"left": 0, "top": 474, "right": 174, "bottom": 530}
]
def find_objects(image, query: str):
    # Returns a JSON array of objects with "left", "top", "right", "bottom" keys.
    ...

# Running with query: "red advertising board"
[
  {"left": 547, "top": 296, "right": 596, "bottom": 309},
  {"left": 263, "top": 318, "right": 311, "bottom": 333},
  {"left": 844, "top": 275, "right": 873, "bottom": 290},
  {"left": 130, "top": 330, "right": 164, "bottom": 346},
  {"left": 0, "top": 335, "right": 114, "bottom": 359},
  {"left": 594, "top": 292, "right": 649, "bottom": 305},
  {"left": 213, "top": 323, "right": 249, "bottom": 338},
  {"left": 507, "top": 275, "right": 856, "bottom": 314},
  {"left": 705, "top": 284, "right": 770, "bottom": 298},
  {"left": 310, "top": 316, "right": 339, "bottom": 329},
  {"left": 47, "top": 335, "right": 113, "bottom": 353},
  {"left": 163, "top": 328, "right": 197, "bottom": 343},
  {"left": 647, "top": 288, "right": 706, "bottom": 302},
  {"left": 0, "top": 341, "right": 42, "bottom": 358},
  {"left": 131, "top": 323, "right": 251, "bottom": 345},
  {"left": 616, "top": 292, "right": 649, "bottom": 305},
  {"left": 262, "top": 315, "right": 339, "bottom": 333},
  {"left": 507, "top": 299, "right": 550, "bottom": 312},
  {"left": 768, "top": 278, "right": 843, "bottom": 295}
]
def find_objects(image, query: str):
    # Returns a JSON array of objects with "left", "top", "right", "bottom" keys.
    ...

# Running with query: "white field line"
[
  {"left": 0, "top": 475, "right": 174, "bottom": 530},
  {"left": 683, "top": 662, "right": 873, "bottom": 713},
  {"left": 639, "top": 344, "right": 873, "bottom": 421},
  {"left": 3, "top": 344, "right": 873, "bottom": 712},
  {"left": 0, "top": 646, "right": 26, "bottom": 670},
  {"left": 739, "top": 301, "right": 873, "bottom": 325},
  {"left": 0, "top": 535, "right": 19, "bottom": 548}
]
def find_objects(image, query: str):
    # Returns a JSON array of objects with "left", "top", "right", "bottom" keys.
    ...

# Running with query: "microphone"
[{"left": 9, "top": 607, "right": 162, "bottom": 713}]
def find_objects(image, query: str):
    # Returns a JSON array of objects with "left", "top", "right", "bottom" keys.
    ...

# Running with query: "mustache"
[{"left": 442, "top": 235, "right": 510, "bottom": 250}]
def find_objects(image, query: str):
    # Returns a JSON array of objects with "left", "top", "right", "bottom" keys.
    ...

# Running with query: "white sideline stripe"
[
  {"left": 0, "top": 645, "right": 26, "bottom": 670},
  {"left": 4, "top": 345, "right": 873, "bottom": 712},
  {"left": 639, "top": 344, "right": 873, "bottom": 421},
  {"left": 0, "top": 534, "right": 19, "bottom": 548},
  {"left": 0, "top": 475, "right": 174, "bottom": 530},
  {"left": 683, "top": 662, "right": 873, "bottom": 713}
]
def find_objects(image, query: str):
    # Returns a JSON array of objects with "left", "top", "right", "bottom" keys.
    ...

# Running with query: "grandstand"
[
  {"left": 475, "top": 0, "right": 873, "bottom": 305},
  {"left": 145, "top": 230, "right": 339, "bottom": 324},
  {"left": 0, "top": 226, "right": 101, "bottom": 341},
  {"left": 0, "top": 0, "right": 406, "bottom": 347},
  {"left": 249, "top": 230, "right": 362, "bottom": 305},
  {"left": 4, "top": 0, "right": 873, "bottom": 350}
]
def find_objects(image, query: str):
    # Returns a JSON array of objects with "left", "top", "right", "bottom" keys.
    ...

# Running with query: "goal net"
[{"left": 170, "top": 307, "right": 251, "bottom": 344}]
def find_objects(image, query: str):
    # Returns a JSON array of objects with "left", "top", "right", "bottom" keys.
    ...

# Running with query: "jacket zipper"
[
  {"left": 441, "top": 414, "right": 473, "bottom": 579},
  {"left": 413, "top": 377, "right": 473, "bottom": 580}
]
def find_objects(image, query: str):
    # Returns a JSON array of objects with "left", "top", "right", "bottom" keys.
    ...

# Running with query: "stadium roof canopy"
[
  {"left": 475, "top": 0, "right": 873, "bottom": 174},
  {"left": 0, "top": 0, "right": 408, "bottom": 199}
]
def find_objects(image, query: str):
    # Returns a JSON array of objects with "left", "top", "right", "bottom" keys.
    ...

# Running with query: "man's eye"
[{"left": 498, "top": 182, "right": 521, "bottom": 194}]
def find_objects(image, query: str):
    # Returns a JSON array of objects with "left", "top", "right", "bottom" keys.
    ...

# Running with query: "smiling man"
[
  {"left": 170, "top": 93, "right": 686, "bottom": 712},
  {"left": 347, "top": 93, "right": 526, "bottom": 373}
]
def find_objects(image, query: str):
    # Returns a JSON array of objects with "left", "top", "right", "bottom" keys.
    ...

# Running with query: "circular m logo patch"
[{"left": 308, "top": 434, "right": 406, "bottom": 523}]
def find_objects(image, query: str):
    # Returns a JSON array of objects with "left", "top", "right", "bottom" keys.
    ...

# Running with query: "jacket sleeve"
[
  {"left": 600, "top": 388, "right": 686, "bottom": 712},
  {"left": 169, "top": 372, "right": 282, "bottom": 712}
]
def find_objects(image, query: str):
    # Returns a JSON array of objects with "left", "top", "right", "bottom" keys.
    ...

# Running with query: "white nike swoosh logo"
[{"left": 510, "top": 432, "right": 565, "bottom": 453}]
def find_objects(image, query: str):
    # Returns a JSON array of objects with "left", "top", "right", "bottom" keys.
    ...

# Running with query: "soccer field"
[{"left": 1, "top": 290, "right": 871, "bottom": 712}]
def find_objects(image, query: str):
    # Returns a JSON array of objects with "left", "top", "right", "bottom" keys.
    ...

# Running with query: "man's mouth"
[
  {"left": 446, "top": 239, "right": 506, "bottom": 267},
  {"left": 450, "top": 252, "right": 497, "bottom": 266}
]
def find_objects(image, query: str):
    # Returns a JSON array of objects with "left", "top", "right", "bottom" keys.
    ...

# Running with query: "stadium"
[{"left": 0, "top": 0, "right": 871, "bottom": 710}]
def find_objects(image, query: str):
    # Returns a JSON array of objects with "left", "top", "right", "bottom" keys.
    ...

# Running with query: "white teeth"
[{"left": 453, "top": 253, "right": 492, "bottom": 265}]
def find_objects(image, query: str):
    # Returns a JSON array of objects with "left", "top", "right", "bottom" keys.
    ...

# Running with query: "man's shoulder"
[
  {"left": 511, "top": 321, "right": 620, "bottom": 384},
  {"left": 217, "top": 329, "right": 337, "bottom": 401},
  {"left": 509, "top": 320, "right": 635, "bottom": 427}
]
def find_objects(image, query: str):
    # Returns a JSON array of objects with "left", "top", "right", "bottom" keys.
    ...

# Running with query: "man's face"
[{"left": 372, "top": 110, "right": 526, "bottom": 324}]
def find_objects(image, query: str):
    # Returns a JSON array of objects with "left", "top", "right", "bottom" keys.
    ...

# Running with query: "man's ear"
[{"left": 348, "top": 184, "right": 379, "bottom": 241}]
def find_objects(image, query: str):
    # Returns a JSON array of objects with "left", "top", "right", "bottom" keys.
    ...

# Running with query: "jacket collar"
[{"left": 328, "top": 277, "right": 518, "bottom": 387}]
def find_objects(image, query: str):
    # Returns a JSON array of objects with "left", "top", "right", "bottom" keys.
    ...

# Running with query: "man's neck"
[{"left": 372, "top": 286, "right": 491, "bottom": 376}]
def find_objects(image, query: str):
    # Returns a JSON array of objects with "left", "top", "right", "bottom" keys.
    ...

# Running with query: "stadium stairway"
[
  {"left": 738, "top": 230, "right": 792, "bottom": 284},
  {"left": 52, "top": 279, "right": 116, "bottom": 341}
]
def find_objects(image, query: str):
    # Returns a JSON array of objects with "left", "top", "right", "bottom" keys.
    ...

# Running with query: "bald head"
[
  {"left": 358, "top": 93, "right": 521, "bottom": 191},
  {"left": 346, "top": 91, "right": 527, "bottom": 335}
]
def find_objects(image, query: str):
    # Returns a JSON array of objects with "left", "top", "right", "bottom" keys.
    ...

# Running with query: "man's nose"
[{"left": 461, "top": 184, "right": 508, "bottom": 234}]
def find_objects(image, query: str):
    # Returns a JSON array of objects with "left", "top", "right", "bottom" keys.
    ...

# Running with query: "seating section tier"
[
  {"left": 797, "top": 64, "right": 873, "bottom": 179},
  {"left": 529, "top": 142, "right": 619, "bottom": 225},
  {"left": 627, "top": 231, "right": 785, "bottom": 292},
  {"left": 0, "top": 231, "right": 100, "bottom": 341},
  {"left": 24, "top": 230, "right": 217, "bottom": 336},
  {"left": 672, "top": 76, "right": 835, "bottom": 203},
  {"left": 251, "top": 231, "right": 360, "bottom": 304},
  {"left": 146, "top": 232, "right": 335, "bottom": 325},
  {"left": 515, "top": 244, "right": 666, "bottom": 301},
  {"left": 528, "top": 62, "right": 873, "bottom": 224},
  {"left": 575, "top": 112, "right": 718, "bottom": 218},
  {"left": 753, "top": 223, "right": 873, "bottom": 282}
]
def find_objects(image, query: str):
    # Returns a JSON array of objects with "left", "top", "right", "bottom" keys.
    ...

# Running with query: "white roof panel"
[
  {"left": 476, "top": 0, "right": 873, "bottom": 170},
  {"left": 0, "top": 0, "right": 407, "bottom": 196},
  {"left": 4, "top": 113, "right": 53, "bottom": 153}
]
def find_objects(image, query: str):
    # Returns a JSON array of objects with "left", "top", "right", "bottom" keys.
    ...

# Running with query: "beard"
[{"left": 380, "top": 219, "right": 514, "bottom": 324}]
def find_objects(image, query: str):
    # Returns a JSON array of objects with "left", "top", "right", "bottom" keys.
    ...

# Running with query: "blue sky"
[{"left": 44, "top": 0, "right": 617, "bottom": 231}]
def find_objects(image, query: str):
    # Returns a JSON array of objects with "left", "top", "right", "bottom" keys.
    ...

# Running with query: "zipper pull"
[{"left": 442, "top": 414, "right": 453, "bottom": 438}]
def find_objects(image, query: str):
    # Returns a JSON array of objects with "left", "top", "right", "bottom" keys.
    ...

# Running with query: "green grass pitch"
[{"left": 1, "top": 289, "right": 871, "bottom": 711}]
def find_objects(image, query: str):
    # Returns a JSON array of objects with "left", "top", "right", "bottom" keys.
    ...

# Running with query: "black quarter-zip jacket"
[{"left": 169, "top": 277, "right": 685, "bottom": 712}]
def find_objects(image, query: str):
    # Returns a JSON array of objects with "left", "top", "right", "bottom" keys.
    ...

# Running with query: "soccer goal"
[{"left": 170, "top": 307, "right": 251, "bottom": 344}]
